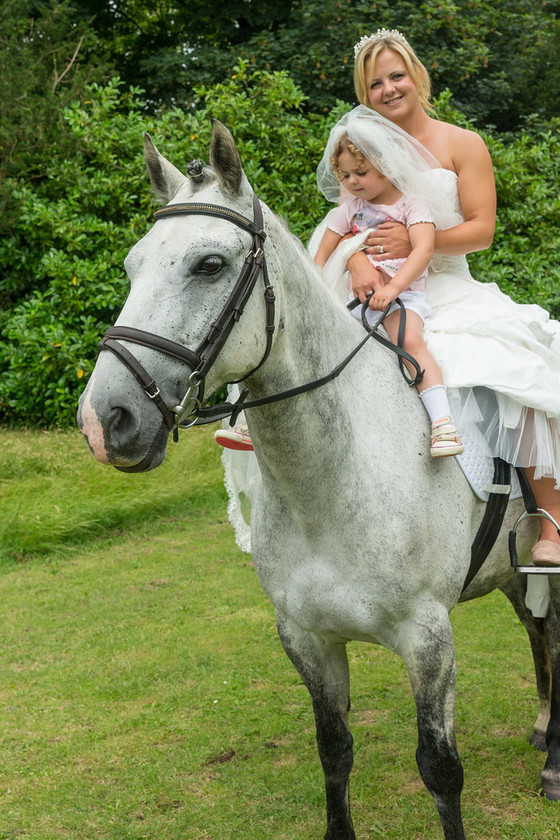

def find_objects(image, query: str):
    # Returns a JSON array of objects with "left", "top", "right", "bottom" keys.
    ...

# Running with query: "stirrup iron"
[{"left": 509, "top": 508, "right": 560, "bottom": 574}]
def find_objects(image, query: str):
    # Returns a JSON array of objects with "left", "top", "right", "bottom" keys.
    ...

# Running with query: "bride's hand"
[
  {"left": 365, "top": 222, "right": 411, "bottom": 260},
  {"left": 347, "top": 252, "right": 384, "bottom": 303}
]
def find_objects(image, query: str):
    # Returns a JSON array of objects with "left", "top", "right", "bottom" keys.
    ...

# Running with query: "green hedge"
[{"left": 1, "top": 69, "right": 559, "bottom": 427}]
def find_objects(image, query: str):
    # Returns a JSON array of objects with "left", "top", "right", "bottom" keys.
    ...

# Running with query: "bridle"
[
  {"left": 99, "top": 193, "right": 275, "bottom": 441},
  {"left": 98, "top": 192, "right": 423, "bottom": 442}
]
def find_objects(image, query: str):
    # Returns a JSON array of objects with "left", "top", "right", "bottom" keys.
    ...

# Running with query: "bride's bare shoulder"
[{"left": 426, "top": 118, "right": 490, "bottom": 172}]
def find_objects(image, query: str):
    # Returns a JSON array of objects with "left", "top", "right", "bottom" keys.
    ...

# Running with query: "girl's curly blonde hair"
[{"left": 331, "top": 134, "right": 371, "bottom": 181}]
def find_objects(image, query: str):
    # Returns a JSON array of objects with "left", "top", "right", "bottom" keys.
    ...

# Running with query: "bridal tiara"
[{"left": 353, "top": 29, "right": 409, "bottom": 58}]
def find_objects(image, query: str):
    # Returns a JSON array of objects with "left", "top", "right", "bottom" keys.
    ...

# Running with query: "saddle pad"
[{"left": 455, "top": 425, "right": 521, "bottom": 501}]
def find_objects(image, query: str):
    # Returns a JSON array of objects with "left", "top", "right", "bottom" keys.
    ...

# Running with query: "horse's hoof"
[
  {"left": 542, "top": 781, "right": 560, "bottom": 801},
  {"left": 530, "top": 730, "right": 547, "bottom": 752}
]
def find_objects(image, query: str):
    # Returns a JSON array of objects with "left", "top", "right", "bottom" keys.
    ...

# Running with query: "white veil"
[
  {"left": 316, "top": 105, "right": 461, "bottom": 231},
  {"left": 309, "top": 106, "right": 463, "bottom": 295}
]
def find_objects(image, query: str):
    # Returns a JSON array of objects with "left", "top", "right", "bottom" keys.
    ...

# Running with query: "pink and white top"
[{"left": 327, "top": 195, "right": 435, "bottom": 291}]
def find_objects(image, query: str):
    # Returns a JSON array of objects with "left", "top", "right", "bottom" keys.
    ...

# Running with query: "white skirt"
[{"left": 424, "top": 255, "right": 560, "bottom": 487}]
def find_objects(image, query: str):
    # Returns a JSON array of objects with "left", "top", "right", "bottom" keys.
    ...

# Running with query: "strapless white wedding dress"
[{"left": 422, "top": 171, "right": 560, "bottom": 485}]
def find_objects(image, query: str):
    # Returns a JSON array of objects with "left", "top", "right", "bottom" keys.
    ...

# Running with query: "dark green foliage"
[
  {"left": 1, "top": 81, "right": 154, "bottom": 427},
  {"left": 474, "top": 122, "right": 560, "bottom": 320},
  {"left": 66, "top": 0, "right": 559, "bottom": 129},
  {"left": 0, "top": 0, "right": 111, "bottom": 312},
  {"left": 0, "top": 0, "right": 103, "bottom": 184}
]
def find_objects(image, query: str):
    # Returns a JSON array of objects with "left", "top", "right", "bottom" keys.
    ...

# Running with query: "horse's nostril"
[
  {"left": 106, "top": 405, "right": 140, "bottom": 447},
  {"left": 108, "top": 406, "right": 125, "bottom": 434}
]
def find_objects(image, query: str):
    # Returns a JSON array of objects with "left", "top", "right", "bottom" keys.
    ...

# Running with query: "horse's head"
[{"left": 77, "top": 120, "right": 281, "bottom": 472}]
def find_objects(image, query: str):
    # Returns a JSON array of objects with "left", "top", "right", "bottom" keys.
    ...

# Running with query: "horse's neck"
[
  {"left": 245, "top": 229, "right": 421, "bottom": 496},
  {"left": 249, "top": 234, "right": 359, "bottom": 404}
]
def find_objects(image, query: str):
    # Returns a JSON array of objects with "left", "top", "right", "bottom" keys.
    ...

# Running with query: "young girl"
[
  {"left": 216, "top": 123, "right": 465, "bottom": 458},
  {"left": 313, "top": 131, "right": 464, "bottom": 457}
]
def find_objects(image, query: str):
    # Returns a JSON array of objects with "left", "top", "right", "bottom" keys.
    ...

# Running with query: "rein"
[
  {"left": 97, "top": 194, "right": 423, "bottom": 438},
  {"left": 194, "top": 295, "right": 424, "bottom": 428}
]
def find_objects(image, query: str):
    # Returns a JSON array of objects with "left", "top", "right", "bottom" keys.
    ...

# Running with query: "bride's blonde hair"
[{"left": 353, "top": 34, "right": 434, "bottom": 115}]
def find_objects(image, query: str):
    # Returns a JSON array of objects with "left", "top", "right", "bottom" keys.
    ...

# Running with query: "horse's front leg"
[
  {"left": 403, "top": 607, "right": 466, "bottom": 840},
  {"left": 276, "top": 611, "right": 355, "bottom": 840}
]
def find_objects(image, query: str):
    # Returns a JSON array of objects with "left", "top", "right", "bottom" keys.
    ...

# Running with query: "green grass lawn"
[{"left": 0, "top": 428, "right": 559, "bottom": 838}]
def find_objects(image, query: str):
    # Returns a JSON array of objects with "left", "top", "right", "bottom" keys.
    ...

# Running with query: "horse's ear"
[
  {"left": 209, "top": 119, "right": 244, "bottom": 195},
  {"left": 144, "top": 133, "right": 186, "bottom": 204}
]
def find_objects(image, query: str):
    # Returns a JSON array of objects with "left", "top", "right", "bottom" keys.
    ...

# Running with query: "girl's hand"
[
  {"left": 369, "top": 284, "right": 399, "bottom": 311},
  {"left": 365, "top": 222, "right": 411, "bottom": 261}
]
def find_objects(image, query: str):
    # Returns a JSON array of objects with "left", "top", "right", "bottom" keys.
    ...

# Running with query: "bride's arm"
[{"left": 433, "top": 129, "right": 496, "bottom": 256}]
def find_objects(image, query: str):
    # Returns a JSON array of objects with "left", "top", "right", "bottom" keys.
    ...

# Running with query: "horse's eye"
[{"left": 196, "top": 255, "right": 224, "bottom": 275}]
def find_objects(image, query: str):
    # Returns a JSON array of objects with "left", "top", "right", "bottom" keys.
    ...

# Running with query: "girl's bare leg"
[{"left": 383, "top": 310, "right": 442, "bottom": 391}]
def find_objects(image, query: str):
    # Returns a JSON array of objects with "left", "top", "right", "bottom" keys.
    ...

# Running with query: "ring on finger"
[{"left": 379, "top": 244, "right": 385, "bottom": 255}]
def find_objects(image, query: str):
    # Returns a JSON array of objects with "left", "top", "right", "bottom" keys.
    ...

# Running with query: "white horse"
[{"left": 77, "top": 120, "right": 560, "bottom": 840}]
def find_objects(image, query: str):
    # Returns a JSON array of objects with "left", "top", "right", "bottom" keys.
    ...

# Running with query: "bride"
[{"left": 218, "top": 29, "right": 560, "bottom": 568}]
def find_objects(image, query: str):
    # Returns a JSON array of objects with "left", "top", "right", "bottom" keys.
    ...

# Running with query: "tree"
[
  {"left": 0, "top": 0, "right": 109, "bottom": 308},
  {"left": 68, "top": 0, "right": 558, "bottom": 128},
  {"left": 515, "top": 17, "right": 560, "bottom": 122},
  {"left": 0, "top": 0, "right": 105, "bottom": 183},
  {"left": 69, "top": 0, "right": 288, "bottom": 106}
]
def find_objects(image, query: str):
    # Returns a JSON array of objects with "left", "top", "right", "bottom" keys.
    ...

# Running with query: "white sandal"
[{"left": 430, "top": 416, "right": 464, "bottom": 458}]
